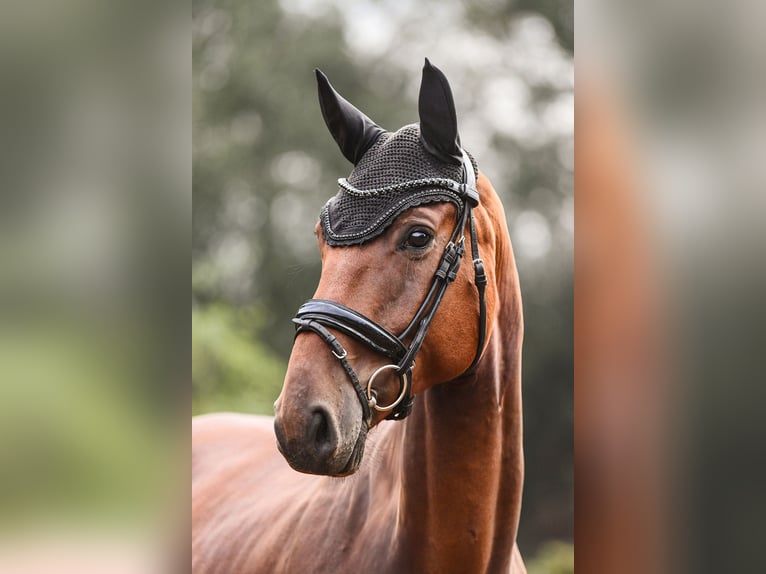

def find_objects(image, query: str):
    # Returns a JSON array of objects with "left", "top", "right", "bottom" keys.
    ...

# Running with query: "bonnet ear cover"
[
  {"left": 318, "top": 60, "right": 475, "bottom": 247},
  {"left": 316, "top": 69, "right": 386, "bottom": 165},
  {"left": 418, "top": 58, "right": 463, "bottom": 165}
]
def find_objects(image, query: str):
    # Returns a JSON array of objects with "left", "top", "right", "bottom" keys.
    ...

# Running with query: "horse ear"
[
  {"left": 418, "top": 58, "right": 462, "bottom": 165},
  {"left": 315, "top": 69, "right": 386, "bottom": 165}
]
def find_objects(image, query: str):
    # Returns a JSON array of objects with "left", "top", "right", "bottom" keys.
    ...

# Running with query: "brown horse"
[{"left": 192, "top": 60, "right": 526, "bottom": 573}]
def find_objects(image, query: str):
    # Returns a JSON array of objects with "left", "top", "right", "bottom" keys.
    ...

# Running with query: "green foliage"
[
  {"left": 192, "top": 304, "right": 286, "bottom": 415},
  {"left": 526, "top": 541, "right": 574, "bottom": 574},
  {"left": 0, "top": 322, "right": 175, "bottom": 527}
]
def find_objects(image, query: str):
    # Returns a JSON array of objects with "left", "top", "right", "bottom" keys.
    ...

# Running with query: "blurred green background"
[
  {"left": 192, "top": 0, "right": 572, "bottom": 567},
  {"left": 0, "top": 1, "right": 186, "bottom": 569}
]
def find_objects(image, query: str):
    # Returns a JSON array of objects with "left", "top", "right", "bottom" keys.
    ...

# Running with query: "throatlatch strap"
[{"left": 463, "top": 210, "right": 488, "bottom": 375}]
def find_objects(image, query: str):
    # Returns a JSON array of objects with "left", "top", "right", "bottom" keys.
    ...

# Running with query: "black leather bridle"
[{"left": 292, "top": 150, "right": 487, "bottom": 426}]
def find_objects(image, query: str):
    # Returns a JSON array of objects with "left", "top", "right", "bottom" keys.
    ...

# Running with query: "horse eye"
[{"left": 404, "top": 229, "right": 433, "bottom": 249}]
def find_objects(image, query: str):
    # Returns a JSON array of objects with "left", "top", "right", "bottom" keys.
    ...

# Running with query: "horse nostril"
[{"left": 308, "top": 406, "right": 337, "bottom": 458}]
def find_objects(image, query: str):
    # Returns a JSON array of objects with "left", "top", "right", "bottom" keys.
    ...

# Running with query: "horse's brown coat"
[{"left": 192, "top": 173, "right": 526, "bottom": 573}]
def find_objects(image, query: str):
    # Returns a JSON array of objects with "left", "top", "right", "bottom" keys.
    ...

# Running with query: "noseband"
[{"left": 292, "top": 150, "right": 487, "bottom": 426}]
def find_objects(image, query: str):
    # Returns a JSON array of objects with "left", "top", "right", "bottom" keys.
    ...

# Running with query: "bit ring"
[{"left": 366, "top": 364, "right": 410, "bottom": 412}]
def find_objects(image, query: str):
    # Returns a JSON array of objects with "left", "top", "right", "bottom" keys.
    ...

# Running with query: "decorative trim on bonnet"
[
  {"left": 321, "top": 188, "right": 463, "bottom": 246},
  {"left": 319, "top": 146, "right": 480, "bottom": 247}
]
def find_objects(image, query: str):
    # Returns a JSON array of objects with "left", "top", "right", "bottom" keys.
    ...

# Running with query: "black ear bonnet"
[{"left": 316, "top": 60, "right": 478, "bottom": 247}]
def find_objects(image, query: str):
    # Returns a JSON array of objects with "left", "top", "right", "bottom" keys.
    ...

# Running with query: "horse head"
[{"left": 273, "top": 60, "right": 501, "bottom": 476}]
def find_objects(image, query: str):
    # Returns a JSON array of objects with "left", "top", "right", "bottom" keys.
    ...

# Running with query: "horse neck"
[{"left": 395, "top": 207, "right": 524, "bottom": 572}]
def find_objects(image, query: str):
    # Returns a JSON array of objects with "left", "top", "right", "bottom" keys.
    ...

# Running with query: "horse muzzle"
[{"left": 274, "top": 401, "right": 367, "bottom": 476}]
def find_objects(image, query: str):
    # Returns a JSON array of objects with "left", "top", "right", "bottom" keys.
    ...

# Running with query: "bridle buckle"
[{"left": 332, "top": 347, "right": 347, "bottom": 360}]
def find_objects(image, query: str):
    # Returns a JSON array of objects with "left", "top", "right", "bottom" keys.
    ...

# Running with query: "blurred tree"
[
  {"left": 464, "top": 0, "right": 573, "bottom": 53},
  {"left": 193, "top": 0, "right": 417, "bottom": 354},
  {"left": 192, "top": 305, "right": 286, "bottom": 414}
]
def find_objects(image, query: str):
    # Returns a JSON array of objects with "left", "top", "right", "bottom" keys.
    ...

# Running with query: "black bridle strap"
[
  {"left": 398, "top": 207, "right": 469, "bottom": 342},
  {"left": 293, "top": 318, "right": 373, "bottom": 424},
  {"left": 462, "top": 209, "right": 488, "bottom": 375},
  {"left": 395, "top": 215, "right": 468, "bottom": 377},
  {"left": 294, "top": 299, "right": 406, "bottom": 360}
]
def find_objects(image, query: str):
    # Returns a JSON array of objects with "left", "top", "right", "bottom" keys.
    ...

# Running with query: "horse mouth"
[{"left": 334, "top": 423, "right": 367, "bottom": 477}]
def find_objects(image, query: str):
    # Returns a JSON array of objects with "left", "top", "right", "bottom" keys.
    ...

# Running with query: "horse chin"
[{"left": 332, "top": 423, "right": 368, "bottom": 477}]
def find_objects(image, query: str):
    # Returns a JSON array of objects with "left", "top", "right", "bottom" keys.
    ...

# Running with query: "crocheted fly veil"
[
  {"left": 315, "top": 61, "right": 477, "bottom": 247},
  {"left": 321, "top": 125, "right": 474, "bottom": 246}
]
